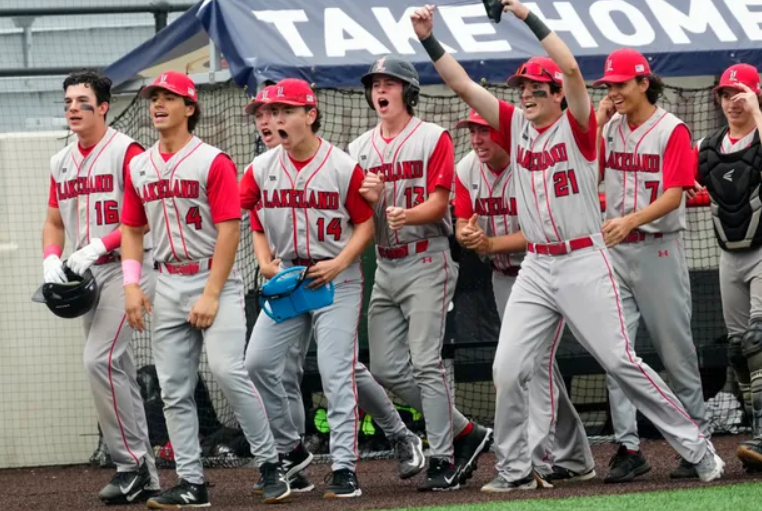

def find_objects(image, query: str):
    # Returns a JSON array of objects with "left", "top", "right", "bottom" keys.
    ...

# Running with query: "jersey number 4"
[
  {"left": 317, "top": 217, "right": 342, "bottom": 242},
  {"left": 185, "top": 207, "right": 203, "bottom": 230},
  {"left": 553, "top": 169, "right": 579, "bottom": 198}
]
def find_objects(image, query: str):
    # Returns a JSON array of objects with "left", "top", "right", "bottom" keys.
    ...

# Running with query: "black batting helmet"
[
  {"left": 32, "top": 264, "right": 100, "bottom": 319},
  {"left": 360, "top": 56, "right": 420, "bottom": 110}
]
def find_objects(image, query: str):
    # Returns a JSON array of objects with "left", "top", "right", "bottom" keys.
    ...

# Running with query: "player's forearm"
[
  {"left": 42, "top": 221, "right": 65, "bottom": 253},
  {"left": 420, "top": 35, "right": 500, "bottom": 129},
  {"left": 625, "top": 187, "right": 683, "bottom": 229},
  {"left": 335, "top": 218, "right": 374, "bottom": 269},
  {"left": 120, "top": 225, "right": 145, "bottom": 262},
  {"left": 405, "top": 195, "right": 449, "bottom": 226},
  {"left": 253, "top": 230, "right": 274, "bottom": 266},
  {"left": 484, "top": 231, "right": 527, "bottom": 255},
  {"left": 205, "top": 220, "right": 240, "bottom": 298}
]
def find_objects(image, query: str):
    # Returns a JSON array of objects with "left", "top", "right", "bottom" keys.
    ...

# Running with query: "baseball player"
[
  {"left": 453, "top": 108, "right": 595, "bottom": 483},
  {"left": 240, "top": 85, "right": 425, "bottom": 495},
  {"left": 242, "top": 77, "right": 379, "bottom": 498},
  {"left": 119, "top": 71, "right": 290, "bottom": 507},
  {"left": 412, "top": 0, "right": 724, "bottom": 492},
  {"left": 41, "top": 69, "right": 160, "bottom": 505},
  {"left": 694, "top": 63, "right": 762, "bottom": 472},
  {"left": 349, "top": 57, "right": 493, "bottom": 492},
  {"left": 594, "top": 48, "right": 708, "bottom": 482}
]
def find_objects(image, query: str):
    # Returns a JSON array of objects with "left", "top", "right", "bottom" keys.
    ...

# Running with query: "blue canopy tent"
[{"left": 105, "top": 0, "right": 762, "bottom": 93}]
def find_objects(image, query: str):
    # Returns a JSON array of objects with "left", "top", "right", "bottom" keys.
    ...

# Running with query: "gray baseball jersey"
[
  {"left": 601, "top": 108, "right": 708, "bottom": 450},
  {"left": 348, "top": 117, "right": 453, "bottom": 248},
  {"left": 50, "top": 127, "right": 136, "bottom": 250},
  {"left": 454, "top": 150, "right": 523, "bottom": 272},
  {"left": 492, "top": 99, "right": 711, "bottom": 482},
  {"left": 601, "top": 108, "right": 687, "bottom": 233},
  {"left": 126, "top": 137, "right": 221, "bottom": 264}
]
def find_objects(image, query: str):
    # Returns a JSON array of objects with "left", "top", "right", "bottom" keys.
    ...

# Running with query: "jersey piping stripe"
[
  {"left": 276, "top": 154, "right": 299, "bottom": 259},
  {"left": 370, "top": 119, "right": 423, "bottom": 247},
  {"left": 350, "top": 270, "right": 364, "bottom": 460},
  {"left": 167, "top": 141, "right": 204, "bottom": 260},
  {"left": 615, "top": 111, "right": 667, "bottom": 217},
  {"left": 598, "top": 248, "right": 704, "bottom": 437},
  {"left": 69, "top": 152, "right": 84, "bottom": 251},
  {"left": 108, "top": 314, "right": 141, "bottom": 466},
  {"left": 722, "top": 128, "right": 756, "bottom": 154},
  {"left": 544, "top": 318, "right": 565, "bottom": 456},
  {"left": 436, "top": 252, "right": 455, "bottom": 458},
  {"left": 149, "top": 151, "right": 180, "bottom": 262},
  {"left": 82, "top": 131, "right": 119, "bottom": 246},
  {"left": 478, "top": 163, "right": 515, "bottom": 270},
  {"left": 300, "top": 144, "right": 333, "bottom": 261}
]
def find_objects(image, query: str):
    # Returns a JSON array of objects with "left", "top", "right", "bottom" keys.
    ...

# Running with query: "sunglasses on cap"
[{"left": 514, "top": 62, "right": 557, "bottom": 83}]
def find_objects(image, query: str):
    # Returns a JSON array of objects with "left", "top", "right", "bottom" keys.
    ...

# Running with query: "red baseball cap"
[
  {"left": 270, "top": 78, "right": 317, "bottom": 107},
  {"left": 455, "top": 108, "right": 490, "bottom": 129},
  {"left": 506, "top": 57, "right": 563, "bottom": 88},
  {"left": 713, "top": 64, "right": 761, "bottom": 94},
  {"left": 455, "top": 108, "right": 508, "bottom": 152},
  {"left": 592, "top": 49, "right": 651, "bottom": 86},
  {"left": 140, "top": 71, "right": 198, "bottom": 102},
  {"left": 244, "top": 85, "right": 277, "bottom": 115}
]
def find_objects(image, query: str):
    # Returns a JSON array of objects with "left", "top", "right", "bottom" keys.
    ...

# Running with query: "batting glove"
[
  {"left": 43, "top": 255, "right": 68, "bottom": 284},
  {"left": 67, "top": 238, "right": 107, "bottom": 276}
]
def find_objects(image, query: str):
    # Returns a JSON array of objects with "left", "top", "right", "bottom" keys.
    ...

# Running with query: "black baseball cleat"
[
  {"left": 323, "top": 468, "right": 362, "bottom": 498},
  {"left": 253, "top": 470, "right": 314, "bottom": 494},
  {"left": 393, "top": 430, "right": 426, "bottom": 479},
  {"left": 670, "top": 457, "right": 698, "bottom": 479},
  {"left": 280, "top": 440, "right": 314, "bottom": 480},
  {"left": 259, "top": 461, "right": 291, "bottom": 504},
  {"left": 545, "top": 465, "right": 596, "bottom": 483},
  {"left": 604, "top": 444, "right": 651, "bottom": 483},
  {"left": 146, "top": 479, "right": 210, "bottom": 509},
  {"left": 97, "top": 459, "right": 157, "bottom": 505},
  {"left": 418, "top": 456, "right": 460, "bottom": 492},
  {"left": 453, "top": 423, "right": 493, "bottom": 484}
]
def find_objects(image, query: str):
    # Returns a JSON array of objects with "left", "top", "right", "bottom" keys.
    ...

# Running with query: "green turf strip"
[{"left": 384, "top": 482, "right": 762, "bottom": 511}]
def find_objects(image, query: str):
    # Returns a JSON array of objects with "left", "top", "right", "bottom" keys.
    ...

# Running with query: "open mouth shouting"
[
  {"left": 154, "top": 111, "right": 169, "bottom": 123},
  {"left": 377, "top": 97, "right": 390, "bottom": 113},
  {"left": 278, "top": 129, "right": 289, "bottom": 140}
]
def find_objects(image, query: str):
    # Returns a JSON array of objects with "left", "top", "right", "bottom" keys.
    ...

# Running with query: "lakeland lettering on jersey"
[
  {"left": 475, "top": 196, "right": 517, "bottom": 216},
  {"left": 605, "top": 151, "right": 660, "bottom": 173},
  {"left": 140, "top": 179, "right": 200, "bottom": 203},
  {"left": 517, "top": 144, "right": 568, "bottom": 171},
  {"left": 262, "top": 189, "right": 340, "bottom": 210},
  {"left": 367, "top": 160, "right": 423, "bottom": 181},
  {"left": 56, "top": 175, "right": 114, "bottom": 200}
]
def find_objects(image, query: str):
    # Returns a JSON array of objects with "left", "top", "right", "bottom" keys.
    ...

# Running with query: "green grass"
[{"left": 384, "top": 482, "right": 762, "bottom": 511}]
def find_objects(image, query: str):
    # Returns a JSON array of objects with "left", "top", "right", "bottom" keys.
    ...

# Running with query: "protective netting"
[{"left": 96, "top": 80, "right": 744, "bottom": 469}]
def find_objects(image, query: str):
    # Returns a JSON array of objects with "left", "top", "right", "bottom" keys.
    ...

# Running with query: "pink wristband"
[
  {"left": 43, "top": 244, "right": 63, "bottom": 259},
  {"left": 101, "top": 230, "right": 122, "bottom": 252},
  {"left": 122, "top": 259, "right": 142, "bottom": 286}
]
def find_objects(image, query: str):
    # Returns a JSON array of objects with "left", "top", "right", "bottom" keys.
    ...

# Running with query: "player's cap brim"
[
  {"left": 712, "top": 83, "right": 746, "bottom": 93},
  {"left": 140, "top": 84, "right": 197, "bottom": 102},
  {"left": 268, "top": 99, "right": 316, "bottom": 107},
  {"left": 592, "top": 74, "right": 638, "bottom": 86},
  {"left": 505, "top": 74, "right": 555, "bottom": 88},
  {"left": 455, "top": 119, "right": 490, "bottom": 129},
  {"left": 243, "top": 100, "right": 266, "bottom": 115}
]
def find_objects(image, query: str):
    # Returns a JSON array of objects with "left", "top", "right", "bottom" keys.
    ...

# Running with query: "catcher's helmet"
[
  {"left": 360, "top": 56, "right": 420, "bottom": 110},
  {"left": 32, "top": 264, "right": 100, "bottom": 319}
]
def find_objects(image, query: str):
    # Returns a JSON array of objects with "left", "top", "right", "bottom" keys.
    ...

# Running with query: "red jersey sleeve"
[
  {"left": 497, "top": 100, "right": 515, "bottom": 153},
  {"left": 598, "top": 136, "right": 606, "bottom": 182},
  {"left": 693, "top": 143, "right": 702, "bottom": 184},
  {"left": 663, "top": 124, "right": 696, "bottom": 190},
  {"left": 346, "top": 165, "right": 374, "bottom": 224},
  {"left": 121, "top": 168, "right": 148, "bottom": 227},
  {"left": 239, "top": 164, "right": 261, "bottom": 211},
  {"left": 48, "top": 176, "right": 58, "bottom": 208},
  {"left": 567, "top": 106, "right": 598, "bottom": 162},
  {"left": 207, "top": 154, "right": 242, "bottom": 224},
  {"left": 250, "top": 210, "right": 264, "bottom": 233},
  {"left": 123, "top": 142, "right": 145, "bottom": 184},
  {"left": 426, "top": 132, "right": 455, "bottom": 193},
  {"left": 453, "top": 175, "right": 474, "bottom": 219}
]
